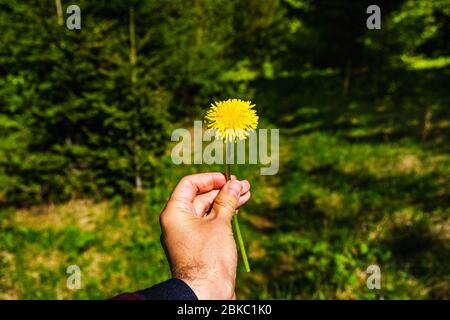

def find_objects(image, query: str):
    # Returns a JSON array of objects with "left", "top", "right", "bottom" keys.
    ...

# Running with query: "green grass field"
[{"left": 1, "top": 69, "right": 449, "bottom": 299}]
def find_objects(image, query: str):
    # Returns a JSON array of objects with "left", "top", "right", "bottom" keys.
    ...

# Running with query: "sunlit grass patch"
[
  {"left": 0, "top": 198, "right": 169, "bottom": 299},
  {"left": 14, "top": 200, "right": 106, "bottom": 231}
]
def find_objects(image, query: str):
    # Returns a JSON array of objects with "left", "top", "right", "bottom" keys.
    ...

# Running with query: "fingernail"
[{"left": 227, "top": 180, "right": 242, "bottom": 198}]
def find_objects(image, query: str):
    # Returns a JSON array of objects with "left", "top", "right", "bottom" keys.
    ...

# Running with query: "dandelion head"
[{"left": 205, "top": 99, "right": 259, "bottom": 142}]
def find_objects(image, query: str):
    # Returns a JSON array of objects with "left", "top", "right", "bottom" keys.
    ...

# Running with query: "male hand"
[{"left": 159, "top": 172, "right": 251, "bottom": 300}]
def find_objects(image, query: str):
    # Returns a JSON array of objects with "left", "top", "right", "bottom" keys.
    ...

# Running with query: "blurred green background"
[{"left": 0, "top": 0, "right": 449, "bottom": 299}]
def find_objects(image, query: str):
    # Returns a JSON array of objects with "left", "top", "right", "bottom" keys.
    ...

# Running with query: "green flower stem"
[
  {"left": 233, "top": 212, "right": 251, "bottom": 272},
  {"left": 226, "top": 141, "right": 250, "bottom": 272}
]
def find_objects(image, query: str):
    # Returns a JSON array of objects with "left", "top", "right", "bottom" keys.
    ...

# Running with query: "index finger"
[{"left": 170, "top": 172, "right": 227, "bottom": 203}]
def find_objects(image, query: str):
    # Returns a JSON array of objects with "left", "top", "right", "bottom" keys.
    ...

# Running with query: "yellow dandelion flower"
[{"left": 205, "top": 99, "right": 259, "bottom": 142}]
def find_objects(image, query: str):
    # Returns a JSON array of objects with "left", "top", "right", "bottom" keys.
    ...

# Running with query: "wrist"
[{"left": 181, "top": 276, "right": 234, "bottom": 300}]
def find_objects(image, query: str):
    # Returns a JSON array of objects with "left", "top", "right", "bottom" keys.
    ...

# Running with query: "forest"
[{"left": 0, "top": 0, "right": 449, "bottom": 299}]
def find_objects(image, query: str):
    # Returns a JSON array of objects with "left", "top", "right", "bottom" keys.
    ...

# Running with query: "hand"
[{"left": 159, "top": 172, "right": 251, "bottom": 300}]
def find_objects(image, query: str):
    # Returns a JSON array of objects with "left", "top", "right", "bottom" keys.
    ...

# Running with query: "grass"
[{"left": 1, "top": 67, "right": 449, "bottom": 299}]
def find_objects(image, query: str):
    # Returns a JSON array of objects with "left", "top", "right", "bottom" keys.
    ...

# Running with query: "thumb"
[{"left": 211, "top": 180, "right": 242, "bottom": 221}]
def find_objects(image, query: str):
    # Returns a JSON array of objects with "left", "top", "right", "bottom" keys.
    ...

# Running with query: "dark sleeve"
[{"left": 111, "top": 279, "right": 198, "bottom": 300}]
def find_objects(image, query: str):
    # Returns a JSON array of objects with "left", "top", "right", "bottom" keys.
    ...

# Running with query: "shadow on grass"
[
  {"left": 253, "top": 67, "right": 450, "bottom": 150},
  {"left": 244, "top": 163, "right": 449, "bottom": 298},
  {"left": 379, "top": 219, "right": 450, "bottom": 299},
  {"left": 243, "top": 66, "right": 450, "bottom": 297}
]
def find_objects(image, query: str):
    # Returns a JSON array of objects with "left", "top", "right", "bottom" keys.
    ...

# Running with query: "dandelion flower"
[
  {"left": 204, "top": 98, "right": 257, "bottom": 273},
  {"left": 205, "top": 99, "right": 258, "bottom": 142}
]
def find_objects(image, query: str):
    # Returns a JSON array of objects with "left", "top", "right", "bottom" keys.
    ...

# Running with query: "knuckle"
[
  {"left": 214, "top": 195, "right": 237, "bottom": 212},
  {"left": 159, "top": 211, "right": 173, "bottom": 228},
  {"left": 179, "top": 176, "right": 190, "bottom": 184}
]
